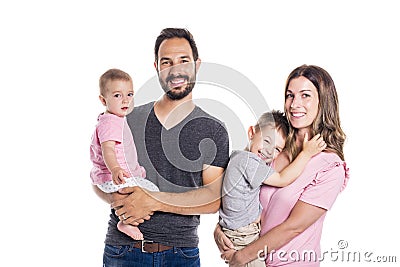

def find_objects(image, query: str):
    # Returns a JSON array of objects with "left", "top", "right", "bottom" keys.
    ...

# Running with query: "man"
[{"left": 94, "top": 28, "right": 230, "bottom": 266}]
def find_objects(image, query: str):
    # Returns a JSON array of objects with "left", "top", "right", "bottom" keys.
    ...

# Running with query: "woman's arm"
[{"left": 223, "top": 200, "right": 327, "bottom": 266}]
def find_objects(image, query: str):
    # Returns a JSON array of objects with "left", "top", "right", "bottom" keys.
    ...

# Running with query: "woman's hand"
[
  {"left": 214, "top": 223, "right": 234, "bottom": 253},
  {"left": 221, "top": 249, "right": 247, "bottom": 267},
  {"left": 214, "top": 224, "right": 249, "bottom": 266}
]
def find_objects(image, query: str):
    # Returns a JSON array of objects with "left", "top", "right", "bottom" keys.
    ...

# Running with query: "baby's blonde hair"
[{"left": 99, "top": 68, "right": 132, "bottom": 96}]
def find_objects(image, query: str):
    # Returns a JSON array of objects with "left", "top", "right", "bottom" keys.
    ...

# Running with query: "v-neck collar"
[{"left": 151, "top": 104, "right": 199, "bottom": 131}]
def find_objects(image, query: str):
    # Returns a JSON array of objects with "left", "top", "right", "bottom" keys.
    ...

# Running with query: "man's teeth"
[{"left": 170, "top": 78, "right": 185, "bottom": 84}]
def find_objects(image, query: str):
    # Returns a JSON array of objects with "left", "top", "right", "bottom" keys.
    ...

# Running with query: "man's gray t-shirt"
[
  {"left": 105, "top": 102, "right": 230, "bottom": 247},
  {"left": 219, "top": 150, "right": 275, "bottom": 230}
]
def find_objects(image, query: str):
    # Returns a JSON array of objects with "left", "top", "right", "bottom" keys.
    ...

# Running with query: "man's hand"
[{"left": 111, "top": 186, "right": 159, "bottom": 225}]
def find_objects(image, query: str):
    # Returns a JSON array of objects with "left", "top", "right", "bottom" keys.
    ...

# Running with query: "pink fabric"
[
  {"left": 90, "top": 113, "right": 145, "bottom": 184},
  {"left": 260, "top": 152, "right": 349, "bottom": 266}
]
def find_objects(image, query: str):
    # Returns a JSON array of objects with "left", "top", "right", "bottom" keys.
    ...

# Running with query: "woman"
[{"left": 214, "top": 65, "right": 349, "bottom": 266}]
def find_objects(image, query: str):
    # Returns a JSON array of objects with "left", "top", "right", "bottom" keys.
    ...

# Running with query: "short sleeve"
[
  {"left": 208, "top": 124, "right": 230, "bottom": 168},
  {"left": 244, "top": 154, "right": 275, "bottom": 189},
  {"left": 227, "top": 151, "right": 274, "bottom": 189},
  {"left": 97, "top": 115, "right": 124, "bottom": 144},
  {"left": 299, "top": 162, "right": 348, "bottom": 210}
]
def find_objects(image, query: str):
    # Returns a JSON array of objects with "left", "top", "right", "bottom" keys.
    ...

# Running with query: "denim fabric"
[{"left": 103, "top": 244, "right": 200, "bottom": 267}]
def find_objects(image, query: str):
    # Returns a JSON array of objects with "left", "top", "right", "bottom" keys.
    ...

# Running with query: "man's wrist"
[{"left": 149, "top": 191, "right": 164, "bottom": 212}]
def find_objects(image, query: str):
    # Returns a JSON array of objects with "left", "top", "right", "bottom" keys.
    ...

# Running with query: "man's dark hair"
[{"left": 154, "top": 28, "right": 199, "bottom": 63}]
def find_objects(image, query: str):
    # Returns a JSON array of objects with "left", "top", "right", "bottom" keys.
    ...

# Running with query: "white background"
[{"left": 1, "top": 0, "right": 399, "bottom": 266}]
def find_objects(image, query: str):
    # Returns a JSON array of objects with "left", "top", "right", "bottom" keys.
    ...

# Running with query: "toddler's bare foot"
[{"left": 117, "top": 221, "right": 144, "bottom": 240}]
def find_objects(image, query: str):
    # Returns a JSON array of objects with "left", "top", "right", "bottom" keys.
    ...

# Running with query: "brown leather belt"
[{"left": 133, "top": 240, "right": 173, "bottom": 253}]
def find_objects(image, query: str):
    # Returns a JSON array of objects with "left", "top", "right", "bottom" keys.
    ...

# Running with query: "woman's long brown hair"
[{"left": 284, "top": 65, "right": 346, "bottom": 161}]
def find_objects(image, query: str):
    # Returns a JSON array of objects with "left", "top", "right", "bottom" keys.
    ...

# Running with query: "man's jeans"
[{"left": 103, "top": 244, "right": 200, "bottom": 267}]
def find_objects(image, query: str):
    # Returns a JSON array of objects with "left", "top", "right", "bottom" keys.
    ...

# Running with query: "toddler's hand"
[
  {"left": 111, "top": 166, "right": 130, "bottom": 185},
  {"left": 302, "top": 133, "right": 327, "bottom": 157}
]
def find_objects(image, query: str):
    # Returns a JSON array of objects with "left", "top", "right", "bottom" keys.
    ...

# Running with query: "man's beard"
[{"left": 159, "top": 74, "right": 196, "bottom": 100}]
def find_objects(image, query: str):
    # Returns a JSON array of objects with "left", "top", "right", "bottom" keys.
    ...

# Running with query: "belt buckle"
[{"left": 141, "top": 240, "right": 153, "bottom": 253}]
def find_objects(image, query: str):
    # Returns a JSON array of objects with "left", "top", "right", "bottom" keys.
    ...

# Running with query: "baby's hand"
[
  {"left": 111, "top": 166, "right": 131, "bottom": 185},
  {"left": 302, "top": 133, "right": 327, "bottom": 157}
]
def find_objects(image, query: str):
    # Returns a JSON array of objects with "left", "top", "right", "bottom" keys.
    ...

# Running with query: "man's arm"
[
  {"left": 92, "top": 185, "right": 149, "bottom": 226},
  {"left": 112, "top": 164, "right": 225, "bottom": 224},
  {"left": 156, "top": 164, "right": 224, "bottom": 214}
]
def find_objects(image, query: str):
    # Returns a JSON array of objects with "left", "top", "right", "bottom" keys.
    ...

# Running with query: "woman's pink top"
[{"left": 260, "top": 152, "right": 349, "bottom": 266}]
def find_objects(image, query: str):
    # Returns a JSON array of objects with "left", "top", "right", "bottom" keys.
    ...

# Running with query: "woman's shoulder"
[
  {"left": 312, "top": 151, "right": 344, "bottom": 167},
  {"left": 312, "top": 152, "right": 350, "bottom": 191}
]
